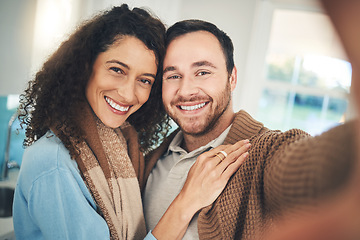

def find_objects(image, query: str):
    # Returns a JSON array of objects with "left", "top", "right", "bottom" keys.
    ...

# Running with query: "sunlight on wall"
[
  {"left": 29, "top": 0, "right": 181, "bottom": 74},
  {"left": 31, "top": 0, "right": 81, "bottom": 73}
]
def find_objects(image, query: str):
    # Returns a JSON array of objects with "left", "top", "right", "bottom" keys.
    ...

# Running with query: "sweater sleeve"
[{"left": 263, "top": 122, "right": 356, "bottom": 217}]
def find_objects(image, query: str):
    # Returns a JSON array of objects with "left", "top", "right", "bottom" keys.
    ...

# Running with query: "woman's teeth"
[
  {"left": 179, "top": 102, "right": 206, "bottom": 111},
  {"left": 105, "top": 97, "right": 129, "bottom": 112}
]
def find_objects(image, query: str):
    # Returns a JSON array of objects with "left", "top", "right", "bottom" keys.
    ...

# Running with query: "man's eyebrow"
[
  {"left": 107, "top": 60, "right": 156, "bottom": 79},
  {"left": 192, "top": 61, "right": 217, "bottom": 69},
  {"left": 163, "top": 66, "right": 177, "bottom": 74},
  {"left": 163, "top": 61, "right": 217, "bottom": 74}
]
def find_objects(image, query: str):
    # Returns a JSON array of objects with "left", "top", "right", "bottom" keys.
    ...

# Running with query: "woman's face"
[{"left": 86, "top": 36, "right": 157, "bottom": 128}]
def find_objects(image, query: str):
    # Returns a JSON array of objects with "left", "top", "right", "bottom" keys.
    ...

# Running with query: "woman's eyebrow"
[
  {"left": 106, "top": 60, "right": 130, "bottom": 70},
  {"left": 143, "top": 73, "right": 156, "bottom": 79}
]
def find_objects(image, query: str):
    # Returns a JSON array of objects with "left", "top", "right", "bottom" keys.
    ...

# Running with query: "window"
[{"left": 242, "top": 1, "right": 351, "bottom": 136}]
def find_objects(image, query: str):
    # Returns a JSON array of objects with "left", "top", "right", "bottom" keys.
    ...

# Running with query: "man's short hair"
[{"left": 166, "top": 19, "right": 234, "bottom": 75}]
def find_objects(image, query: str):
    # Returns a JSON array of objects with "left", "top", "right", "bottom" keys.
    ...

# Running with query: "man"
[{"left": 143, "top": 19, "right": 356, "bottom": 239}]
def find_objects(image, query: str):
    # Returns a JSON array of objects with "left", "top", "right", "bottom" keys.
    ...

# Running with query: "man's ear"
[{"left": 229, "top": 66, "right": 237, "bottom": 91}]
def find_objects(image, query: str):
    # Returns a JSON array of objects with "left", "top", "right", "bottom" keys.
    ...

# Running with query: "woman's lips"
[{"left": 105, "top": 96, "right": 131, "bottom": 112}]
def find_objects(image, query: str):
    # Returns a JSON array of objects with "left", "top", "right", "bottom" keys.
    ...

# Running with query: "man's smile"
[{"left": 177, "top": 102, "right": 209, "bottom": 111}]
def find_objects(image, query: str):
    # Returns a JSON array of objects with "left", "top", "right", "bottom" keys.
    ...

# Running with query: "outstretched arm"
[{"left": 262, "top": 1, "right": 360, "bottom": 239}]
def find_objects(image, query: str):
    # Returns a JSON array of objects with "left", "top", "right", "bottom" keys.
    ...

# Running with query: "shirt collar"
[{"left": 165, "top": 125, "right": 232, "bottom": 158}]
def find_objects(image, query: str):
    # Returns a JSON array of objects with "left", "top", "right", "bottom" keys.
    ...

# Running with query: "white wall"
[
  {"left": 0, "top": 0, "right": 37, "bottom": 95},
  {"left": 0, "top": 0, "right": 258, "bottom": 104}
]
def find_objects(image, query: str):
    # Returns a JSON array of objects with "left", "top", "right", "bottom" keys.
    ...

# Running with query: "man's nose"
[{"left": 177, "top": 76, "right": 199, "bottom": 97}]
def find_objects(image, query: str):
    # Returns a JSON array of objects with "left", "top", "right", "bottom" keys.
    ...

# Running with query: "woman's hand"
[
  {"left": 177, "top": 139, "right": 251, "bottom": 216},
  {"left": 152, "top": 139, "right": 251, "bottom": 240}
]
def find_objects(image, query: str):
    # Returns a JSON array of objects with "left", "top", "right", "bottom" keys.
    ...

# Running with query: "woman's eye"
[
  {"left": 140, "top": 79, "right": 153, "bottom": 85},
  {"left": 110, "top": 67, "right": 124, "bottom": 74}
]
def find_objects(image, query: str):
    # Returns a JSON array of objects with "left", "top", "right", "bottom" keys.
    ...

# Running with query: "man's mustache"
[{"left": 171, "top": 96, "right": 212, "bottom": 105}]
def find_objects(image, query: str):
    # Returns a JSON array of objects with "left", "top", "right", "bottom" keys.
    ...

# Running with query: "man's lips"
[
  {"left": 177, "top": 102, "right": 208, "bottom": 111},
  {"left": 105, "top": 96, "right": 131, "bottom": 112}
]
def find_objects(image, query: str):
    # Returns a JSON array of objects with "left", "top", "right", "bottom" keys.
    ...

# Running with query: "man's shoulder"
[
  {"left": 230, "top": 110, "right": 311, "bottom": 140},
  {"left": 143, "top": 129, "right": 179, "bottom": 183},
  {"left": 224, "top": 110, "right": 269, "bottom": 144},
  {"left": 145, "top": 129, "right": 179, "bottom": 161},
  {"left": 249, "top": 128, "right": 310, "bottom": 151}
]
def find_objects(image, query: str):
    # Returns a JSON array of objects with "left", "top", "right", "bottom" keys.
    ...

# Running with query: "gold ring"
[
  {"left": 219, "top": 150, "right": 228, "bottom": 158},
  {"left": 215, "top": 152, "right": 225, "bottom": 162}
]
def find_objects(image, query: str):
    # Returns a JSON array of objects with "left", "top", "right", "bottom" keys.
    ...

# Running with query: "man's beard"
[{"left": 167, "top": 81, "right": 232, "bottom": 137}]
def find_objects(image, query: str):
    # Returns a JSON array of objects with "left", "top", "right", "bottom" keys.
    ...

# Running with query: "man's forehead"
[{"left": 163, "top": 31, "right": 225, "bottom": 71}]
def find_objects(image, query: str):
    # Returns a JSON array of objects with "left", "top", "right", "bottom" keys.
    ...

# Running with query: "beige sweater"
[{"left": 144, "top": 110, "right": 356, "bottom": 239}]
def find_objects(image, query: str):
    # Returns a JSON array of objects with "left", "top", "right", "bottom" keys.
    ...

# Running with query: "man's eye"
[
  {"left": 166, "top": 75, "right": 181, "bottom": 80},
  {"left": 197, "top": 71, "right": 210, "bottom": 76}
]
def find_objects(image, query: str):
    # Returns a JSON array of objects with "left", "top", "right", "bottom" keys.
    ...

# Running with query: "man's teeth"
[
  {"left": 105, "top": 97, "right": 129, "bottom": 112},
  {"left": 180, "top": 102, "right": 206, "bottom": 111}
]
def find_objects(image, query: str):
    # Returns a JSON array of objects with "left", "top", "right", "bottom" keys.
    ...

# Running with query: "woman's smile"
[{"left": 105, "top": 96, "right": 131, "bottom": 113}]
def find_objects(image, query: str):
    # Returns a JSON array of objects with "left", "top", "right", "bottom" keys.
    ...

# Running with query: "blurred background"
[{"left": 0, "top": 0, "right": 354, "bottom": 172}]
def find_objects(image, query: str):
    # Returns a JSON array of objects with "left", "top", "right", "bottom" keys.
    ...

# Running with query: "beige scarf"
[{"left": 62, "top": 104, "right": 146, "bottom": 239}]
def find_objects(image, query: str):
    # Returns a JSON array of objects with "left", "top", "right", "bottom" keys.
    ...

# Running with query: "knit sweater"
[{"left": 144, "top": 110, "right": 356, "bottom": 239}]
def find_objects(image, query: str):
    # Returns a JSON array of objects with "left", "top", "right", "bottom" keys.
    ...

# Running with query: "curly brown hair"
[{"left": 19, "top": 4, "right": 171, "bottom": 155}]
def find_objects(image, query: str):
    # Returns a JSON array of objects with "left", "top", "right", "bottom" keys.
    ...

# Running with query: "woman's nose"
[{"left": 117, "top": 78, "right": 136, "bottom": 103}]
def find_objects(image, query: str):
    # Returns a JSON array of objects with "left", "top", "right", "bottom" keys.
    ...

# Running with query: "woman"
[{"left": 13, "top": 4, "right": 249, "bottom": 240}]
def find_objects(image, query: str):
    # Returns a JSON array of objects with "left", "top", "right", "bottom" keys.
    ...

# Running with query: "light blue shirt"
[
  {"left": 13, "top": 132, "right": 110, "bottom": 239},
  {"left": 13, "top": 131, "right": 155, "bottom": 240}
]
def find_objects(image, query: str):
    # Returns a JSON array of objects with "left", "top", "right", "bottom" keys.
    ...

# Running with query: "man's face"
[{"left": 162, "top": 31, "right": 236, "bottom": 136}]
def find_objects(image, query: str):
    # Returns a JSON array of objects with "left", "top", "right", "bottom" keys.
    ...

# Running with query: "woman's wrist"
[
  {"left": 152, "top": 193, "right": 197, "bottom": 240},
  {"left": 173, "top": 190, "right": 201, "bottom": 221},
  {"left": 174, "top": 193, "right": 199, "bottom": 222}
]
